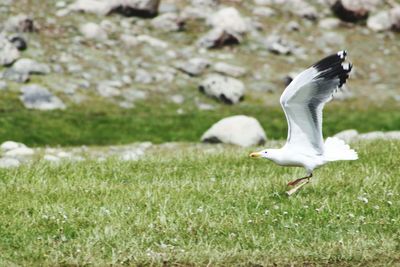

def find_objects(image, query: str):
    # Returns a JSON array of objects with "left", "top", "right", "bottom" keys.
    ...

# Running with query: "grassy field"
[
  {"left": 0, "top": 140, "right": 399, "bottom": 266},
  {"left": 1, "top": 91, "right": 400, "bottom": 146}
]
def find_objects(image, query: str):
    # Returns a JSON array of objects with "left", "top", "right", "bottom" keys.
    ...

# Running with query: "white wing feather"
[{"left": 280, "top": 51, "right": 352, "bottom": 155}]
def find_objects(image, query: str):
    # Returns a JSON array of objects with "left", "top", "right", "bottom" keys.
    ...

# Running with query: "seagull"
[{"left": 249, "top": 50, "right": 358, "bottom": 195}]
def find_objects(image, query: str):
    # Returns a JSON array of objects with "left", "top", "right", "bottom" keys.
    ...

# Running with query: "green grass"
[
  {"left": 0, "top": 141, "right": 399, "bottom": 266},
  {"left": 1, "top": 93, "right": 400, "bottom": 146}
]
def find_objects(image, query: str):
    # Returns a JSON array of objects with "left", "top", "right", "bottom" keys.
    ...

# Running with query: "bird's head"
[
  {"left": 249, "top": 149, "right": 271, "bottom": 160},
  {"left": 249, "top": 149, "right": 282, "bottom": 162}
]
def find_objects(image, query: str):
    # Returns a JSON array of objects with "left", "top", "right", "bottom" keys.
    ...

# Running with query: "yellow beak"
[{"left": 249, "top": 152, "right": 262, "bottom": 158}]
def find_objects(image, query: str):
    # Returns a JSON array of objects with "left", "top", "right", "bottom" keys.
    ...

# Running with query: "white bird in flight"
[{"left": 249, "top": 50, "right": 358, "bottom": 195}]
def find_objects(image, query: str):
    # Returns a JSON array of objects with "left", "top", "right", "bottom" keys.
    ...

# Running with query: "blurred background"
[{"left": 0, "top": 0, "right": 399, "bottom": 151}]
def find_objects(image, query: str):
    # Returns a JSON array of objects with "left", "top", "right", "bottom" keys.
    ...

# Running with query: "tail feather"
[{"left": 324, "top": 137, "right": 358, "bottom": 161}]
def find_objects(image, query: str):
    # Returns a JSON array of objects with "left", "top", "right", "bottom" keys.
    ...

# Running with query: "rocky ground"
[{"left": 1, "top": 0, "right": 400, "bottom": 167}]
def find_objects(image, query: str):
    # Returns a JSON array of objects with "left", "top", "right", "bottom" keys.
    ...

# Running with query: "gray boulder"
[
  {"left": 3, "top": 14, "right": 37, "bottom": 33},
  {"left": 176, "top": 58, "right": 210, "bottom": 76},
  {"left": 198, "top": 7, "right": 247, "bottom": 48},
  {"left": 199, "top": 74, "right": 245, "bottom": 104},
  {"left": 0, "top": 35, "right": 20, "bottom": 66},
  {"left": 367, "top": 7, "right": 400, "bottom": 32},
  {"left": 1, "top": 68, "right": 29, "bottom": 83},
  {"left": 201, "top": 115, "right": 266, "bottom": 147},
  {"left": 197, "top": 27, "right": 241, "bottom": 48},
  {"left": 367, "top": 11, "right": 392, "bottom": 32},
  {"left": 151, "top": 13, "right": 183, "bottom": 32},
  {"left": 69, "top": 0, "right": 160, "bottom": 17},
  {"left": 20, "top": 84, "right": 66, "bottom": 110},
  {"left": 11, "top": 58, "right": 51, "bottom": 75},
  {"left": 207, "top": 7, "right": 247, "bottom": 35}
]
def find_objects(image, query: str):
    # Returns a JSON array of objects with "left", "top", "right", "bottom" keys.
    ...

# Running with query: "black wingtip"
[{"left": 313, "top": 50, "right": 352, "bottom": 88}]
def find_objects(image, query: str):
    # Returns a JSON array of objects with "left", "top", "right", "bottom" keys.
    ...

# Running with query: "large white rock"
[
  {"left": 0, "top": 35, "right": 20, "bottom": 66},
  {"left": 0, "top": 141, "right": 26, "bottom": 151},
  {"left": 4, "top": 147, "right": 34, "bottom": 157},
  {"left": 201, "top": 115, "right": 266, "bottom": 147},
  {"left": 79, "top": 22, "right": 108, "bottom": 41},
  {"left": 357, "top": 131, "right": 400, "bottom": 140},
  {"left": 20, "top": 84, "right": 66, "bottom": 110},
  {"left": 336, "top": 130, "right": 400, "bottom": 141},
  {"left": 357, "top": 131, "right": 386, "bottom": 140},
  {"left": 385, "top": 131, "right": 400, "bottom": 140},
  {"left": 199, "top": 74, "right": 245, "bottom": 104},
  {"left": 333, "top": 129, "right": 359, "bottom": 143}
]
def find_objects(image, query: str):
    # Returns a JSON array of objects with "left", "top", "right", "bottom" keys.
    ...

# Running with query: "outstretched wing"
[{"left": 280, "top": 50, "right": 352, "bottom": 155}]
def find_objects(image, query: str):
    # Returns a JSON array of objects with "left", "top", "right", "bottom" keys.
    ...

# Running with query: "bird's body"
[{"left": 250, "top": 50, "right": 358, "bottom": 194}]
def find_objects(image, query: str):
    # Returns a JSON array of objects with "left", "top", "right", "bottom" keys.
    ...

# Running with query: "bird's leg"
[
  {"left": 286, "top": 179, "right": 310, "bottom": 196},
  {"left": 287, "top": 173, "right": 313, "bottom": 186}
]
